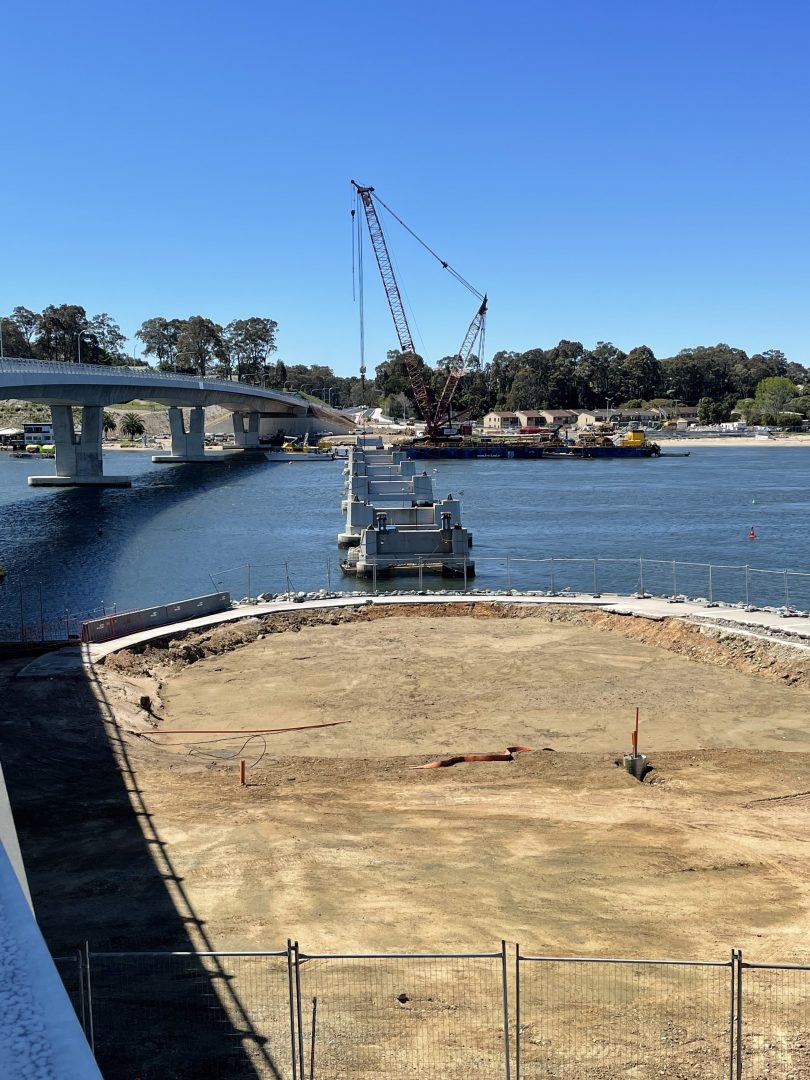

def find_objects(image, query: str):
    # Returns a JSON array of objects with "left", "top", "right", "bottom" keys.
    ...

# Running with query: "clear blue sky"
[{"left": 2, "top": 0, "right": 809, "bottom": 374}]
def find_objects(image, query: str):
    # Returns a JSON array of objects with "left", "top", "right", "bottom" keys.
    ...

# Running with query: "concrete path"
[{"left": 15, "top": 591, "right": 810, "bottom": 678}]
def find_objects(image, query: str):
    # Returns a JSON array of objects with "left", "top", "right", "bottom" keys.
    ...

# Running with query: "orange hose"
[{"left": 411, "top": 746, "right": 534, "bottom": 769}]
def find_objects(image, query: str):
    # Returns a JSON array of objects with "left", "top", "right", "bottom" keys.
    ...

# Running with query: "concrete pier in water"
[{"left": 339, "top": 436, "right": 474, "bottom": 577}]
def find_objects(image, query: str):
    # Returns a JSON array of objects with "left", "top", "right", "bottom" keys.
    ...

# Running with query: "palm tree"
[
  {"left": 120, "top": 412, "right": 145, "bottom": 440},
  {"left": 102, "top": 411, "right": 117, "bottom": 440}
]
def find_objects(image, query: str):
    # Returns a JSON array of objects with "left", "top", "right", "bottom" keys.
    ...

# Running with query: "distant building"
[
  {"left": 0, "top": 427, "right": 24, "bottom": 447},
  {"left": 536, "top": 409, "right": 579, "bottom": 427},
  {"left": 483, "top": 411, "right": 520, "bottom": 431},
  {"left": 23, "top": 422, "right": 53, "bottom": 445}
]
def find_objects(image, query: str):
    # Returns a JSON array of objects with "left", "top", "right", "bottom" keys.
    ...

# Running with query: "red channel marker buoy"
[{"left": 749, "top": 526, "right": 757, "bottom": 541}]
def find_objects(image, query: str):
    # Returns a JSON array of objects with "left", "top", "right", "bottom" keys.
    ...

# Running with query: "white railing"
[{"left": 0, "top": 357, "right": 304, "bottom": 401}]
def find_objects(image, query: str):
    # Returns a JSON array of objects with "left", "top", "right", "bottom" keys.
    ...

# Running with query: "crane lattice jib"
[
  {"left": 433, "top": 296, "right": 488, "bottom": 429},
  {"left": 352, "top": 182, "right": 434, "bottom": 429}
]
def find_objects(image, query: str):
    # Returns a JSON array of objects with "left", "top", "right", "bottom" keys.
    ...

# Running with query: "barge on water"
[{"left": 402, "top": 427, "right": 662, "bottom": 459}]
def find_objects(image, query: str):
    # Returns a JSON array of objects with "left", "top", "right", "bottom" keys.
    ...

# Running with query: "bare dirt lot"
[{"left": 89, "top": 604, "right": 810, "bottom": 961}]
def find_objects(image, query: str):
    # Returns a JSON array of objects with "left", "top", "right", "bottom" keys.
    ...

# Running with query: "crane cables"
[
  {"left": 370, "top": 190, "right": 485, "bottom": 302},
  {"left": 351, "top": 195, "right": 366, "bottom": 383}
]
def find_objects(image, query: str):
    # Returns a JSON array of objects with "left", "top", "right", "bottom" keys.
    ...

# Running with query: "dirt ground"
[{"left": 75, "top": 604, "right": 810, "bottom": 962}]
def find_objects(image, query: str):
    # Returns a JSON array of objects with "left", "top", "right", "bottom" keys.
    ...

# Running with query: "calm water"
[{"left": 0, "top": 447, "right": 809, "bottom": 635}]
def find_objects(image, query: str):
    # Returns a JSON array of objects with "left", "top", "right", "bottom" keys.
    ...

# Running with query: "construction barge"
[{"left": 402, "top": 427, "right": 662, "bottom": 459}]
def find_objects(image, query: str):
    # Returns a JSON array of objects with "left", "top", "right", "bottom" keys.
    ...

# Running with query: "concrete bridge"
[{"left": 0, "top": 358, "right": 354, "bottom": 487}]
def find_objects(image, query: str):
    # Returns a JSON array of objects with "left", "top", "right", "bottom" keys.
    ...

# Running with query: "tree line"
[{"left": 2, "top": 304, "right": 808, "bottom": 422}]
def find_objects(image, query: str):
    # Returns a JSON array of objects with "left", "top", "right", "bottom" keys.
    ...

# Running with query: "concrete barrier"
[{"left": 81, "top": 592, "right": 231, "bottom": 643}]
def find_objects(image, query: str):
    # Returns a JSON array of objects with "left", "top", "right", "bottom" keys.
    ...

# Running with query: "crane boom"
[
  {"left": 432, "top": 296, "right": 487, "bottom": 430},
  {"left": 351, "top": 181, "right": 434, "bottom": 429}
]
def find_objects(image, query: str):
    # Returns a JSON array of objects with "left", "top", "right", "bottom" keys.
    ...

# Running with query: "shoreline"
[{"left": 656, "top": 435, "right": 810, "bottom": 448}]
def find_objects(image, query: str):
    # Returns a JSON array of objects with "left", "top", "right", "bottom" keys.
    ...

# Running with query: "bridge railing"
[{"left": 0, "top": 357, "right": 304, "bottom": 400}]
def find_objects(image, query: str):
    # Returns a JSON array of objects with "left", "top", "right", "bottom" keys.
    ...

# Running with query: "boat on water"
[{"left": 263, "top": 436, "right": 336, "bottom": 462}]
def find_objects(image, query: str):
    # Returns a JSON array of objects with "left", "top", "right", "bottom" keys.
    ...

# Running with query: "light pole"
[
  {"left": 77, "top": 328, "right": 93, "bottom": 364},
  {"left": 605, "top": 397, "right": 613, "bottom": 424}
]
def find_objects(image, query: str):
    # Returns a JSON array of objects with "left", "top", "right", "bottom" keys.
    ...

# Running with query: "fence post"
[
  {"left": 501, "top": 941, "right": 512, "bottom": 1080},
  {"left": 514, "top": 943, "right": 521, "bottom": 1080},
  {"left": 84, "top": 941, "right": 95, "bottom": 1056},
  {"left": 592, "top": 558, "right": 599, "bottom": 597},
  {"left": 326, "top": 558, "right": 332, "bottom": 592},
  {"left": 672, "top": 560, "right": 677, "bottom": 599},
  {"left": 372, "top": 560, "right": 378, "bottom": 596},
  {"left": 294, "top": 941, "right": 305, "bottom": 1078},
  {"left": 639, "top": 558, "right": 645, "bottom": 597},
  {"left": 744, "top": 566, "right": 750, "bottom": 607},
  {"left": 784, "top": 569, "right": 790, "bottom": 610},
  {"left": 463, "top": 553, "right": 468, "bottom": 592},
  {"left": 709, "top": 563, "right": 714, "bottom": 604},
  {"left": 76, "top": 946, "right": 87, "bottom": 1038},
  {"left": 506, "top": 555, "right": 511, "bottom": 592},
  {"left": 549, "top": 557, "right": 556, "bottom": 595},
  {"left": 287, "top": 939, "right": 299, "bottom": 1080},
  {"left": 418, "top": 555, "right": 424, "bottom": 594},
  {"left": 735, "top": 949, "right": 743, "bottom": 1079}
]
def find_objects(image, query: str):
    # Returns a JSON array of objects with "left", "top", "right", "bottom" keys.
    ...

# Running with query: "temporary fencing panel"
[
  {"left": 293, "top": 945, "right": 510, "bottom": 1079},
  {"left": 54, "top": 945, "right": 810, "bottom": 1078},
  {"left": 515, "top": 951, "right": 734, "bottom": 1079},
  {"left": 85, "top": 950, "right": 294, "bottom": 1080},
  {"left": 739, "top": 960, "right": 810, "bottom": 1079}
]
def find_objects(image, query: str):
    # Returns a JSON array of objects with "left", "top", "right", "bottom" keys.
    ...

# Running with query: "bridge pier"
[
  {"left": 152, "top": 406, "right": 208, "bottom": 462},
  {"left": 28, "top": 405, "right": 131, "bottom": 487},
  {"left": 232, "top": 411, "right": 261, "bottom": 449}
]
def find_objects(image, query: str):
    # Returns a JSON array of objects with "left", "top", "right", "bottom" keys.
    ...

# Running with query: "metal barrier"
[
  {"left": 80, "top": 591, "right": 231, "bottom": 643},
  {"left": 516, "top": 950, "right": 733, "bottom": 1079},
  {"left": 79, "top": 949, "right": 294, "bottom": 1080},
  {"left": 739, "top": 958, "right": 810, "bottom": 1079},
  {"left": 54, "top": 945, "right": 810, "bottom": 1078},
  {"left": 293, "top": 943, "right": 510, "bottom": 1079},
  {"left": 210, "top": 554, "right": 810, "bottom": 617}
]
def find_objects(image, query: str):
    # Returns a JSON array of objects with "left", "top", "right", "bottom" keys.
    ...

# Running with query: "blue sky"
[{"left": 2, "top": 0, "right": 809, "bottom": 374}]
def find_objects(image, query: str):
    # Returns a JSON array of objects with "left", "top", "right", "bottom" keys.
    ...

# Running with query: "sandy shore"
[{"left": 659, "top": 435, "right": 810, "bottom": 448}]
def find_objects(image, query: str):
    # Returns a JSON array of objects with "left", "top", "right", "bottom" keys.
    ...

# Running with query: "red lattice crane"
[{"left": 351, "top": 180, "right": 486, "bottom": 440}]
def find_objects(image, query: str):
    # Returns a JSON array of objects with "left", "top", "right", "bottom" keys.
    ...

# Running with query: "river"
[{"left": 0, "top": 447, "right": 809, "bottom": 637}]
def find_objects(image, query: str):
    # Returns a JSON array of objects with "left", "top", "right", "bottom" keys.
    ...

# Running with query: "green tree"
[
  {"left": 223, "top": 317, "right": 278, "bottom": 380},
  {"left": 754, "top": 376, "right": 798, "bottom": 426},
  {"left": 90, "top": 313, "right": 127, "bottom": 363},
  {"left": 119, "top": 412, "right": 145, "bottom": 439},
  {"left": 35, "top": 304, "right": 89, "bottom": 362},
  {"left": 136, "top": 316, "right": 184, "bottom": 369},
  {"left": 175, "top": 316, "right": 225, "bottom": 376},
  {"left": 102, "top": 412, "right": 117, "bottom": 438},
  {"left": 10, "top": 306, "right": 40, "bottom": 355},
  {"left": 621, "top": 346, "right": 661, "bottom": 400}
]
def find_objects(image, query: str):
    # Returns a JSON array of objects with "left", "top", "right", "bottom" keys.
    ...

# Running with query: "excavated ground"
[{"left": 75, "top": 603, "right": 810, "bottom": 961}]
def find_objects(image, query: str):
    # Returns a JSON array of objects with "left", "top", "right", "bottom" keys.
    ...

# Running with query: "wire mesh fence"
[
  {"left": 3, "top": 553, "right": 809, "bottom": 644},
  {"left": 51, "top": 945, "right": 810, "bottom": 1078},
  {"left": 516, "top": 951, "right": 733, "bottom": 1079},
  {"left": 293, "top": 946, "right": 509, "bottom": 1079},
  {"left": 209, "top": 555, "right": 810, "bottom": 616},
  {"left": 740, "top": 961, "right": 810, "bottom": 1080},
  {"left": 85, "top": 950, "right": 294, "bottom": 1080}
]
